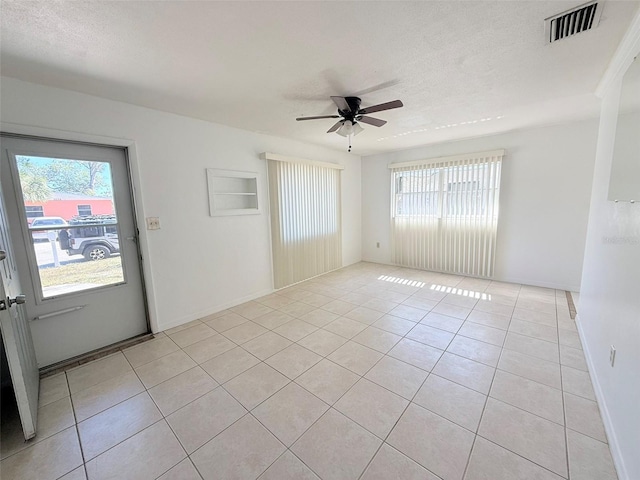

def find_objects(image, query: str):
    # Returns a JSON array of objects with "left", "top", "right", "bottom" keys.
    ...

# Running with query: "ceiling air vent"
[{"left": 545, "top": 1, "right": 603, "bottom": 43}]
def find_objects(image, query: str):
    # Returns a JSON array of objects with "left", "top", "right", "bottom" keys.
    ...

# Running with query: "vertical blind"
[
  {"left": 390, "top": 150, "right": 504, "bottom": 277},
  {"left": 266, "top": 156, "right": 342, "bottom": 289}
]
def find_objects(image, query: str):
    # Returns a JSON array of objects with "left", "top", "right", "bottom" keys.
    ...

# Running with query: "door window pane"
[{"left": 16, "top": 156, "right": 125, "bottom": 298}]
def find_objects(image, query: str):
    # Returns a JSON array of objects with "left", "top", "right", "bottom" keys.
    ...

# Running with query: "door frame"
[{"left": 0, "top": 123, "right": 160, "bottom": 333}]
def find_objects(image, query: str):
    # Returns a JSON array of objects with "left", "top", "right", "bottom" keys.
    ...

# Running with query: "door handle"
[
  {"left": 0, "top": 295, "right": 26, "bottom": 311},
  {"left": 8, "top": 294, "right": 26, "bottom": 306},
  {"left": 0, "top": 250, "right": 6, "bottom": 261}
]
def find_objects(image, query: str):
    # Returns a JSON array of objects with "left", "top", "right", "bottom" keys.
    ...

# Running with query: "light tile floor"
[{"left": 0, "top": 262, "right": 618, "bottom": 480}]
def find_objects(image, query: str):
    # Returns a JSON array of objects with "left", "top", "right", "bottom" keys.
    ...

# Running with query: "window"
[
  {"left": 394, "top": 169, "right": 441, "bottom": 216},
  {"left": 393, "top": 164, "right": 496, "bottom": 218},
  {"left": 390, "top": 150, "right": 503, "bottom": 277},
  {"left": 77, "top": 204, "right": 92, "bottom": 216},
  {"left": 265, "top": 153, "right": 342, "bottom": 289},
  {"left": 25, "top": 206, "right": 44, "bottom": 219}
]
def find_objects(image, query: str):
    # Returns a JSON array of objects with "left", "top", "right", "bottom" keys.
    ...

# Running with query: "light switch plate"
[{"left": 146, "top": 217, "right": 160, "bottom": 230}]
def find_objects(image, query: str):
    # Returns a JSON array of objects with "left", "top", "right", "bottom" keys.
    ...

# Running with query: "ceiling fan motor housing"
[{"left": 339, "top": 97, "right": 362, "bottom": 121}]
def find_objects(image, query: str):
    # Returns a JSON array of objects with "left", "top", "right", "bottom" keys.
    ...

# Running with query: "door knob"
[
  {"left": 0, "top": 295, "right": 25, "bottom": 311},
  {"left": 8, "top": 295, "right": 26, "bottom": 306}
]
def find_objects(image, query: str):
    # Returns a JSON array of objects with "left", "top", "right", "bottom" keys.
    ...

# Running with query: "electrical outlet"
[
  {"left": 146, "top": 217, "right": 160, "bottom": 230},
  {"left": 610, "top": 345, "right": 616, "bottom": 367},
  {"left": 376, "top": 242, "right": 380, "bottom": 248}
]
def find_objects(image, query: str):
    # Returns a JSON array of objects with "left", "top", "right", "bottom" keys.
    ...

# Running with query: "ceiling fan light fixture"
[
  {"left": 336, "top": 120, "right": 364, "bottom": 137},
  {"left": 336, "top": 120, "right": 353, "bottom": 137}
]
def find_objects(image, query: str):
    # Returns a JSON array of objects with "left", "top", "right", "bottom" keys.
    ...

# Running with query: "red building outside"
[{"left": 25, "top": 192, "right": 114, "bottom": 224}]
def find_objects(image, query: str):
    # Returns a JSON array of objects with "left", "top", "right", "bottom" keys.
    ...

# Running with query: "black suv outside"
[{"left": 60, "top": 214, "right": 120, "bottom": 261}]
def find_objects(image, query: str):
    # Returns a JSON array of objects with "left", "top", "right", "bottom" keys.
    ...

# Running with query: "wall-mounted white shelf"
[{"left": 206, "top": 169, "right": 260, "bottom": 216}]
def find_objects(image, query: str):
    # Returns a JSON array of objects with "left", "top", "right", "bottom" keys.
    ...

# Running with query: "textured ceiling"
[{"left": 1, "top": 1, "right": 638, "bottom": 155}]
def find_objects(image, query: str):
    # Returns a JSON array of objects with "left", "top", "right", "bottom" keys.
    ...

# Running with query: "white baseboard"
[
  {"left": 157, "top": 287, "right": 275, "bottom": 332},
  {"left": 575, "top": 313, "right": 628, "bottom": 480},
  {"left": 496, "top": 276, "right": 580, "bottom": 292}
]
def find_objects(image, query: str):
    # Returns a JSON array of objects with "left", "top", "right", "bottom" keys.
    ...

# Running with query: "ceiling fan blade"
[
  {"left": 330, "top": 96, "right": 351, "bottom": 112},
  {"left": 327, "top": 121, "right": 344, "bottom": 133},
  {"left": 296, "top": 115, "right": 341, "bottom": 121},
  {"left": 358, "top": 116, "right": 387, "bottom": 127},
  {"left": 358, "top": 100, "right": 404, "bottom": 115}
]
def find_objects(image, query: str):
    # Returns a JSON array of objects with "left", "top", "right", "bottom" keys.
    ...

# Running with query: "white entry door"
[
  {"left": 0, "top": 135, "right": 149, "bottom": 367},
  {"left": 0, "top": 179, "right": 39, "bottom": 440}
]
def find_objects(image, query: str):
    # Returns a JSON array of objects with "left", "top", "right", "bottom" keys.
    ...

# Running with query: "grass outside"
[{"left": 39, "top": 257, "right": 124, "bottom": 288}]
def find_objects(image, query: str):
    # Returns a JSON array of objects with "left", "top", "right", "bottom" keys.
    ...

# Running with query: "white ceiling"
[{"left": 1, "top": 1, "right": 638, "bottom": 155}]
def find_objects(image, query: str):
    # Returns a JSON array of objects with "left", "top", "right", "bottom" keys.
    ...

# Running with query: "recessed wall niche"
[{"left": 206, "top": 169, "right": 259, "bottom": 216}]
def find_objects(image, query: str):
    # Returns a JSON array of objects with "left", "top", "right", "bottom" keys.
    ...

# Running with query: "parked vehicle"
[
  {"left": 29, "top": 216, "right": 68, "bottom": 242},
  {"left": 63, "top": 215, "right": 120, "bottom": 261}
]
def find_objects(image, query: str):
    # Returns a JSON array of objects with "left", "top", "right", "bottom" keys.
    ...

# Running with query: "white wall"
[
  {"left": 0, "top": 77, "right": 362, "bottom": 336},
  {"left": 608, "top": 111, "right": 640, "bottom": 201},
  {"left": 361, "top": 120, "right": 598, "bottom": 290},
  {"left": 577, "top": 63, "right": 640, "bottom": 479}
]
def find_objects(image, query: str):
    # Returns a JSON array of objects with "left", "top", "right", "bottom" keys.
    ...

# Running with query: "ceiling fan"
[{"left": 296, "top": 96, "right": 404, "bottom": 152}]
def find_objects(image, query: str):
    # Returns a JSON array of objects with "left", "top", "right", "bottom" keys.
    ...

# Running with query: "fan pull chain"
[{"left": 348, "top": 135, "right": 352, "bottom": 152}]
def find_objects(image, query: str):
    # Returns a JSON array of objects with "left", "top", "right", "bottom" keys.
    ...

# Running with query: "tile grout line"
[
  {"left": 356, "top": 274, "right": 483, "bottom": 479},
  {"left": 460, "top": 288, "right": 514, "bottom": 480},
  {"left": 473, "top": 433, "right": 571, "bottom": 479},
  {"left": 88, "top": 348, "right": 185, "bottom": 476},
  {"left": 79, "top": 352, "right": 173, "bottom": 478},
  {"left": 19, "top": 265, "right": 595, "bottom": 480},
  {"left": 65, "top": 372, "right": 89, "bottom": 480},
  {"left": 468, "top": 287, "right": 572, "bottom": 479},
  {"left": 105, "top": 348, "right": 190, "bottom": 478},
  {"left": 559, "top": 294, "right": 572, "bottom": 480},
  {"left": 483, "top": 298, "right": 565, "bottom": 430},
  {"left": 448, "top": 279, "right": 500, "bottom": 479},
  {"left": 1, "top": 385, "right": 74, "bottom": 463},
  {"left": 356, "top": 368, "right": 437, "bottom": 479},
  {"left": 215, "top": 276, "right": 578, "bottom": 446},
  {"left": 361, "top": 276, "right": 496, "bottom": 475},
  {"left": 221, "top": 311, "right": 425, "bottom": 478}
]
